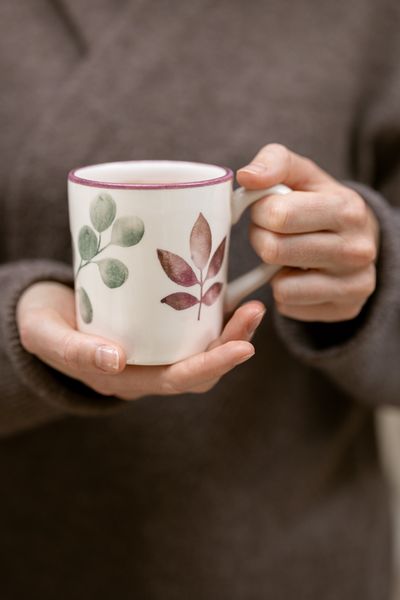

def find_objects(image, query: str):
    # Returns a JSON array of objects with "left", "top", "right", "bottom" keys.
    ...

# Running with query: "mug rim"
[{"left": 68, "top": 160, "right": 234, "bottom": 190}]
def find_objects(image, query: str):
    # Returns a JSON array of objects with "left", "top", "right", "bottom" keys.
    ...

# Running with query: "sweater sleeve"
[
  {"left": 0, "top": 259, "right": 127, "bottom": 438},
  {"left": 273, "top": 182, "right": 400, "bottom": 408}
]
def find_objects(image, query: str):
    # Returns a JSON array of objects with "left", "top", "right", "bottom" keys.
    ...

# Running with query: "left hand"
[
  {"left": 17, "top": 282, "right": 264, "bottom": 399},
  {"left": 237, "top": 144, "right": 380, "bottom": 322}
]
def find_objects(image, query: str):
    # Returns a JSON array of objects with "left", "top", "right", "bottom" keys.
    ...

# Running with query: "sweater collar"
[{"left": 6, "top": 0, "right": 209, "bottom": 241}]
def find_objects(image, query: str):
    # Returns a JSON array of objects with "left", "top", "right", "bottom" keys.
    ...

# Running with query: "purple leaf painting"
[
  {"left": 161, "top": 292, "right": 199, "bottom": 310},
  {"left": 157, "top": 249, "right": 199, "bottom": 286},
  {"left": 190, "top": 213, "right": 211, "bottom": 270},
  {"left": 205, "top": 237, "right": 226, "bottom": 281},
  {"left": 202, "top": 282, "right": 223, "bottom": 306},
  {"left": 158, "top": 213, "right": 226, "bottom": 320}
]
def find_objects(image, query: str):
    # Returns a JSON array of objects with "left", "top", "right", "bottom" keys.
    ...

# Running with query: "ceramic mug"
[{"left": 68, "top": 160, "right": 290, "bottom": 365}]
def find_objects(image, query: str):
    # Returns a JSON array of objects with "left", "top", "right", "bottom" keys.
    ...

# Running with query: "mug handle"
[{"left": 225, "top": 183, "right": 291, "bottom": 313}]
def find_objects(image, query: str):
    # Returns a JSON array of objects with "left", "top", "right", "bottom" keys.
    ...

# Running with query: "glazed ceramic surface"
[{"left": 68, "top": 160, "right": 289, "bottom": 364}]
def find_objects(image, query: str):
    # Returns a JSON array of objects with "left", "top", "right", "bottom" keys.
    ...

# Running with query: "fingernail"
[
  {"left": 238, "top": 162, "right": 266, "bottom": 175},
  {"left": 95, "top": 345, "right": 120, "bottom": 372},
  {"left": 235, "top": 348, "right": 255, "bottom": 365},
  {"left": 248, "top": 309, "right": 266, "bottom": 339}
]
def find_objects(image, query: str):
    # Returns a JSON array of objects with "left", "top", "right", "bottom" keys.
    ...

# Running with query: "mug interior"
[{"left": 69, "top": 160, "right": 233, "bottom": 189}]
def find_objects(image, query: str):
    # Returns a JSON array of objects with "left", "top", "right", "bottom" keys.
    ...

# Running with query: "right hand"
[{"left": 16, "top": 281, "right": 265, "bottom": 400}]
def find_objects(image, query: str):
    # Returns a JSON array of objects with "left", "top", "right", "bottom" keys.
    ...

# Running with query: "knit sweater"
[{"left": 1, "top": 1, "right": 400, "bottom": 598}]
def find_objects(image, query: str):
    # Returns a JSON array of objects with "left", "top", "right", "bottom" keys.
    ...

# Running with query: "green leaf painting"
[
  {"left": 74, "top": 192, "right": 145, "bottom": 323},
  {"left": 90, "top": 193, "right": 116, "bottom": 232},
  {"left": 78, "top": 225, "right": 98, "bottom": 260},
  {"left": 111, "top": 216, "right": 145, "bottom": 247},
  {"left": 78, "top": 287, "right": 93, "bottom": 323},
  {"left": 97, "top": 259, "right": 128, "bottom": 288}
]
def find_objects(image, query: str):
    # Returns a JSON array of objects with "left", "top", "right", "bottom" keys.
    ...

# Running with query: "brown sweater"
[{"left": 1, "top": 0, "right": 400, "bottom": 598}]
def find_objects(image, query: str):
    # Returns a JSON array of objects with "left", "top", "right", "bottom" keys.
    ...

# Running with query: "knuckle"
[
  {"left": 352, "top": 239, "right": 376, "bottom": 265},
  {"left": 358, "top": 266, "right": 377, "bottom": 298},
  {"left": 61, "top": 332, "right": 81, "bottom": 369},
  {"left": 267, "top": 202, "right": 290, "bottom": 232},
  {"left": 340, "top": 192, "right": 368, "bottom": 227},
  {"left": 336, "top": 266, "right": 376, "bottom": 304},
  {"left": 341, "top": 238, "right": 376, "bottom": 266},
  {"left": 262, "top": 142, "right": 288, "bottom": 157},
  {"left": 363, "top": 240, "right": 378, "bottom": 264},
  {"left": 261, "top": 232, "right": 282, "bottom": 264},
  {"left": 160, "top": 374, "right": 181, "bottom": 396},
  {"left": 261, "top": 143, "right": 291, "bottom": 170},
  {"left": 302, "top": 156, "right": 318, "bottom": 174},
  {"left": 335, "top": 281, "right": 352, "bottom": 302},
  {"left": 272, "top": 280, "right": 291, "bottom": 304},
  {"left": 196, "top": 352, "right": 210, "bottom": 376}
]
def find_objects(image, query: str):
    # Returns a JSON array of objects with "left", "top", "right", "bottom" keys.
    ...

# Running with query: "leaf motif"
[
  {"left": 97, "top": 258, "right": 128, "bottom": 288},
  {"left": 157, "top": 250, "right": 199, "bottom": 286},
  {"left": 190, "top": 213, "right": 211, "bottom": 270},
  {"left": 205, "top": 237, "right": 226, "bottom": 281},
  {"left": 78, "top": 287, "right": 93, "bottom": 323},
  {"left": 111, "top": 216, "right": 145, "bottom": 247},
  {"left": 78, "top": 225, "right": 98, "bottom": 260},
  {"left": 202, "top": 282, "right": 223, "bottom": 306},
  {"left": 90, "top": 192, "right": 117, "bottom": 232},
  {"left": 161, "top": 292, "right": 199, "bottom": 310}
]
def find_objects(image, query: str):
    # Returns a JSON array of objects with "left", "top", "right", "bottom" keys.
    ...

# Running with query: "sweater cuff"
[
  {"left": 273, "top": 182, "right": 400, "bottom": 371},
  {"left": 3, "top": 259, "right": 128, "bottom": 418}
]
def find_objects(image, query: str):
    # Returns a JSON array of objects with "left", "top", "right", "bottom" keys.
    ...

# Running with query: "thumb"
[
  {"left": 236, "top": 143, "right": 334, "bottom": 191},
  {"left": 207, "top": 300, "right": 265, "bottom": 351},
  {"left": 19, "top": 307, "right": 126, "bottom": 376}
]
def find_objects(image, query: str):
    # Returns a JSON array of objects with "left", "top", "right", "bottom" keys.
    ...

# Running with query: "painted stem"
[
  {"left": 75, "top": 258, "right": 83, "bottom": 280},
  {"left": 74, "top": 241, "right": 111, "bottom": 280},
  {"left": 197, "top": 268, "right": 203, "bottom": 321},
  {"left": 96, "top": 241, "right": 111, "bottom": 255}
]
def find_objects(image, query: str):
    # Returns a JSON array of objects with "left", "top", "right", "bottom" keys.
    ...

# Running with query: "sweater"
[{"left": 1, "top": 0, "right": 400, "bottom": 598}]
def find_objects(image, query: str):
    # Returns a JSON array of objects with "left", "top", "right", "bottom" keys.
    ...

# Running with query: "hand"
[
  {"left": 16, "top": 282, "right": 265, "bottom": 399},
  {"left": 237, "top": 144, "right": 380, "bottom": 322}
]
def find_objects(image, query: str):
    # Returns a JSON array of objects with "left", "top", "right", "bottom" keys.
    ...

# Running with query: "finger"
[
  {"left": 20, "top": 307, "right": 126, "bottom": 376},
  {"left": 100, "top": 339, "right": 255, "bottom": 400},
  {"left": 249, "top": 225, "right": 374, "bottom": 272},
  {"left": 208, "top": 300, "right": 266, "bottom": 350},
  {"left": 109, "top": 305, "right": 263, "bottom": 399},
  {"left": 164, "top": 340, "right": 255, "bottom": 394},
  {"left": 271, "top": 266, "right": 376, "bottom": 306},
  {"left": 237, "top": 143, "right": 335, "bottom": 191},
  {"left": 250, "top": 191, "right": 344, "bottom": 234},
  {"left": 276, "top": 301, "right": 364, "bottom": 322},
  {"left": 76, "top": 305, "right": 263, "bottom": 398}
]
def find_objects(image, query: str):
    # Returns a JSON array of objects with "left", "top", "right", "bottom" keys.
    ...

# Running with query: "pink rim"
[{"left": 68, "top": 161, "right": 234, "bottom": 190}]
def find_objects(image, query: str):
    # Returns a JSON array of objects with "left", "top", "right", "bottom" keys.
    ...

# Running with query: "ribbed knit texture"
[
  {"left": 274, "top": 183, "right": 400, "bottom": 405},
  {"left": 0, "top": 260, "right": 127, "bottom": 437}
]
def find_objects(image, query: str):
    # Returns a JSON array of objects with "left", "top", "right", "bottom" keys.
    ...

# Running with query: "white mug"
[{"left": 68, "top": 160, "right": 290, "bottom": 365}]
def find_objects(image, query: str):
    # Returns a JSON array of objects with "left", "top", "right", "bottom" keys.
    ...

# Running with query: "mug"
[{"left": 68, "top": 160, "right": 290, "bottom": 365}]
